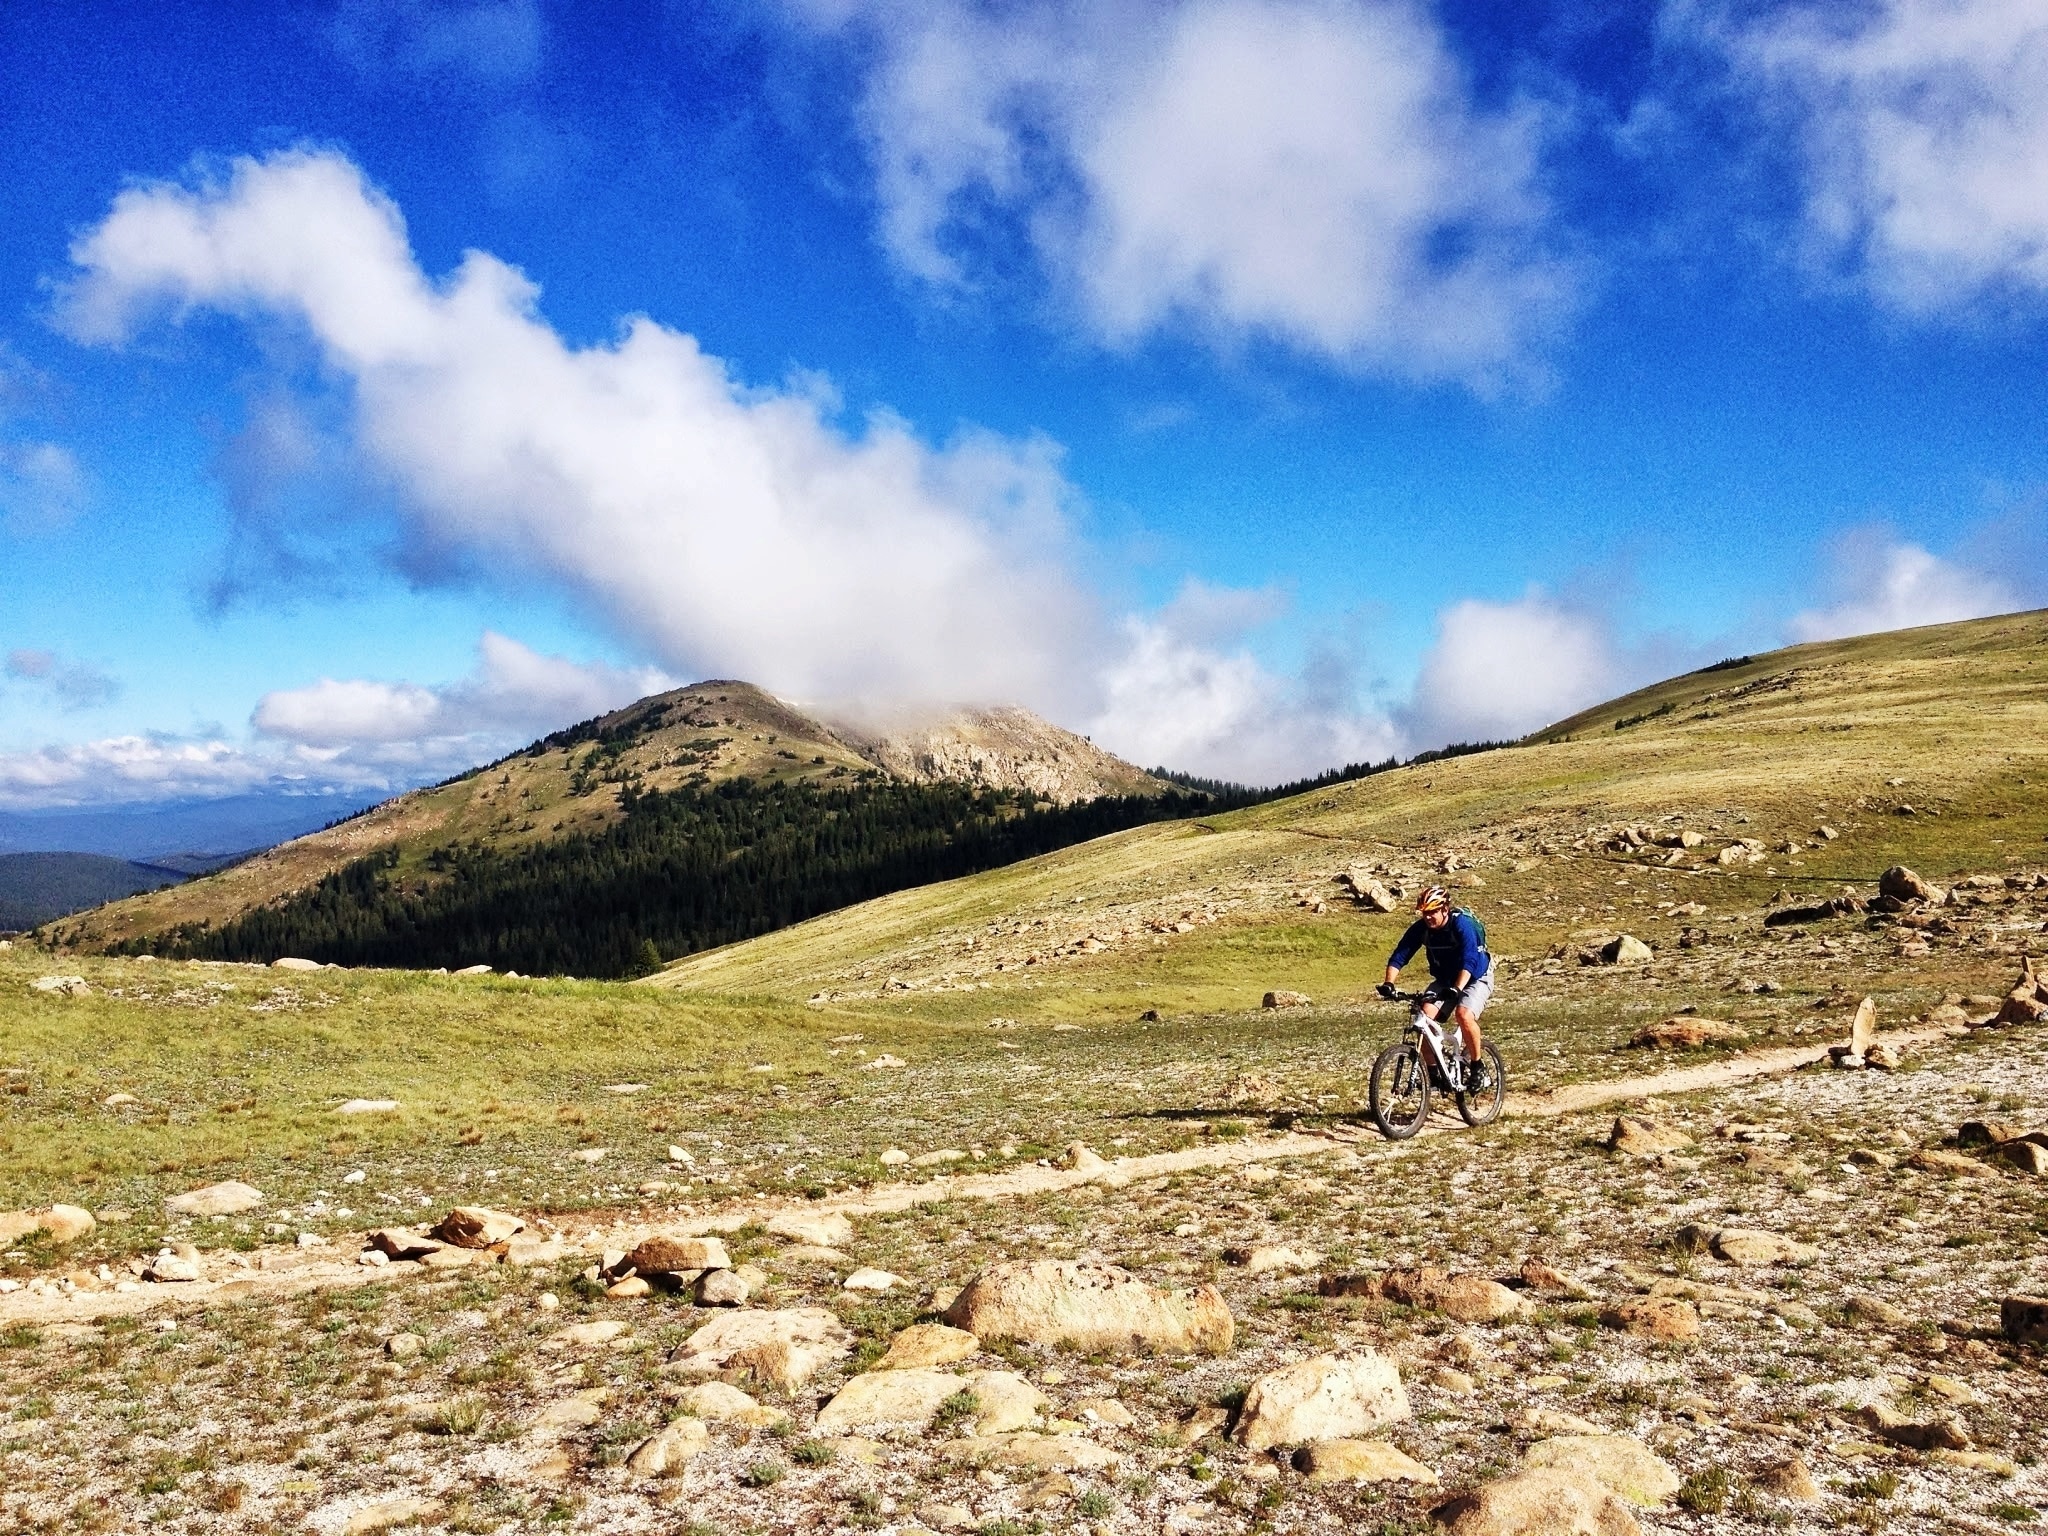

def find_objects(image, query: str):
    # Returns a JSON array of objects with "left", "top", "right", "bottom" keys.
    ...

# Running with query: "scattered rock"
[
  {"left": 1859, "top": 1402, "right": 1970, "bottom": 1451},
  {"left": 695, "top": 1268, "right": 750, "bottom": 1306},
  {"left": 1511, "top": 1408, "right": 1605, "bottom": 1437},
  {"left": 368, "top": 1228, "right": 443, "bottom": 1262},
  {"left": 1842, "top": 1295, "right": 1913, "bottom": 1330},
  {"left": 1992, "top": 958, "right": 2048, "bottom": 1025},
  {"left": 668, "top": 1307, "right": 852, "bottom": 1389},
  {"left": 2000, "top": 1295, "right": 2048, "bottom": 1347},
  {"left": 879, "top": 1148, "right": 911, "bottom": 1166},
  {"left": 144, "top": 1251, "right": 202, "bottom": 1283},
  {"left": 1958, "top": 1120, "right": 2024, "bottom": 1147},
  {"left": 1599, "top": 1298, "right": 1699, "bottom": 1341},
  {"left": 874, "top": 1323, "right": 981, "bottom": 1371},
  {"left": 1431, "top": 1367, "right": 1477, "bottom": 1394},
  {"left": 334, "top": 1099, "right": 400, "bottom": 1115},
  {"left": 504, "top": 1233, "right": 565, "bottom": 1267},
  {"left": 624, "top": 1418, "right": 709, "bottom": 1478},
  {"left": 384, "top": 1333, "right": 425, "bottom": 1359},
  {"left": 1173, "top": 1405, "right": 1231, "bottom": 1445},
  {"left": 1999, "top": 1138, "right": 2048, "bottom": 1175},
  {"left": 945, "top": 1259, "right": 1233, "bottom": 1355},
  {"left": 1517, "top": 1258, "right": 1579, "bottom": 1295},
  {"left": 815, "top": 1367, "right": 979, "bottom": 1431},
  {"left": 1865, "top": 1041, "right": 1904, "bottom": 1071},
  {"left": 433, "top": 1207, "right": 524, "bottom": 1248},
  {"left": 1878, "top": 866, "right": 1937, "bottom": 903},
  {"left": 1433, "top": 1467, "right": 1641, "bottom": 1536},
  {"left": 30, "top": 975, "right": 89, "bottom": 996},
  {"left": 1608, "top": 1116, "right": 1693, "bottom": 1158},
  {"left": 625, "top": 1233, "right": 730, "bottom": 1275},
  {"left": 164, "top": 1180, "right": 263, "bottom": 1217},
  {"left": 670, "top": 1381, "right": 788, "bottom": 1427},
  {"left": 1340, "top": 872, "right": 1400, "bottom": 912},
  {"left": 1523, "top": 1434, "right": 1681, "bottom": 1506},
  {"left": 1709, "top": 1228, "right": 1820, "bottom": 1266},
  {"left": 271, "top": 957, "right": 323, "bottom": 972},
  {"left": 1849, "top": 996, "right": 1878, "bottom": 1056},
  {"left": 1909, "top": 1148, "right": 1998, "bottom": 1179},
  {"left": 556, "top": 1321, "right": 628, "bottom": 1348},
  {"left": 1349, "top": 1266, "right": 1532, "bottom": 1323},
  {"left": 844, "top": 1267, "right": 903, "bottom": 1292},
  {"left": 1294, "top": 1440, "right": 1437, "bottom": 1484},
  {"left": 1263, "top": 990, "right": 1312, "bottom": 1009},
  {"left": 1224, "top": 1244, "right": 1322, "bottom": 1275},
  {"left": 1231, "top": 1352, "right": 1411, "bottom": 1450},
  {"left": 1627, "top": 1019, "right": 1747, "bottom": 1050},
  {"left": 1754, "top": 1457, "right": 1820, "bottom": 1501},
  {"left": 1598, "top": 936, "right": 1653, "bottom": 966},
  {"left": 1056, "top": 1141, "right": 1110, "bottom": 1173},
  {"left": 765, "top": 1210, "right": 853, "bottom": 1248}
]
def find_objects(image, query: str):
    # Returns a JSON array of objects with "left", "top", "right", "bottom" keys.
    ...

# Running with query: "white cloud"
[
  {"left": 254, "top": 631, "right": 671, "bottom": 748},
  {"left": 60, "top": 148, "right": 1100, "bottom": 714},
  {"left": 1698, "top": 0, "right": 2048, "bottom": 310},
  {"left": 4, "top": 648, "right": 120, "bottom": 710},
  {"left": 804, "top": 0, "right": 1570, "bottom": 382},
  {"left": 1786, "top": 530, "right": 2016, "bottom": 641},
  {"left": 1401, "top": 590, "right": 1622, "bottom": 743},
  {"left": 1088, "top": 616, "right": 1402, "bottom": 784}
]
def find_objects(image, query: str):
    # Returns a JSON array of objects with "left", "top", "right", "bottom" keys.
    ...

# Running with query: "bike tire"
[
  {"left": 1369, "top": 1042, "right": 1431, "bottom": 1140},
  {"left": 1456, "top": 1041, "right": 1507, "bottom": 1127}
]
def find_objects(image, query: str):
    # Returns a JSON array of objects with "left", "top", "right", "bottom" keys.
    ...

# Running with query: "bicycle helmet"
[{"left": 1416, "top": 884, "right": 1451, "bottom": 913}]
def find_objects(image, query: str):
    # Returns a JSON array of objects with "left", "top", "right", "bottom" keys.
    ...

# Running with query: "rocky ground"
[{"left": 1, "top": 996, "right": 2043, "bottom": 1536}]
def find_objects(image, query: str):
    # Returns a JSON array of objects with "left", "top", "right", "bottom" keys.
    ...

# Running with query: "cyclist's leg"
[{"left": 1455, "top": 975, "right": 1493, "bottom": 1062}]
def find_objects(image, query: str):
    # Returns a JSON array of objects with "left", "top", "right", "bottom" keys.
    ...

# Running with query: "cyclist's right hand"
[{"left": 1376, "top": 981, "right": 1398, "bottom": 1000}]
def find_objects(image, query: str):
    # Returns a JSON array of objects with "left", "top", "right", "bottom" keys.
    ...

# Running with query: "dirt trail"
[{"left": 0, "top": 1026, "right": 1944, "bottom": 1328}]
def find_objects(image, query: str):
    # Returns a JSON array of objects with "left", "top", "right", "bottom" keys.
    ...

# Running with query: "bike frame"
[{"left": 1396, "top": 992, "right": 1469, "bottom": 1090}]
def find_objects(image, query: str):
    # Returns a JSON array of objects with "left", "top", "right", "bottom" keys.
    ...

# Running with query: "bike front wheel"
[
  {"left": 1369, "top": 1042, "right": 1432, "bottom": 1140},
  {"left": 1456, "top": 1041, "right": 1507, "bottom": 1127}
]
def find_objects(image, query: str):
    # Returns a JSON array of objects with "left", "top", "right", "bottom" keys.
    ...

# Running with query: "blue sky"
[{"left": 2, "top": 0, "right": 2046, "bottom": 821}]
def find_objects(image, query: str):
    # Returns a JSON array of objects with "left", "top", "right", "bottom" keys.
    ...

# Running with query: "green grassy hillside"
[{"left": 645, "top": 608, "right": 2048, "bottom": 1018}]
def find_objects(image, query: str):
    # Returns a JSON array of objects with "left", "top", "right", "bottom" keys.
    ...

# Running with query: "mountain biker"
[{"left": 1377, "top": 885, "right": 1492, "bottom": 1086}]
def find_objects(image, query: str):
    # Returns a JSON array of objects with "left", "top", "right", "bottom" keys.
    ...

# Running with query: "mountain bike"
[{"left": 1368, "top": 989, "right": 1506, "bottom": 1139}]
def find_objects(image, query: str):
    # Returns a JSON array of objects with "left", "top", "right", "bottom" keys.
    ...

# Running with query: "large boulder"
[
  {"left": 945, "top": 1260, "right": 1233, "bottom": 1355},
  {"left": 668, "top": 1308, "right": 852, "bottom": 1389},
  {"left": 432, "top": 1207, "right": 524, "bottom": 1248},
  {"left": 1992, "top": 959, "right": 2048, "bottom": 1026},
  {"left": 164, "top": 1181, "right": 264, "bottom": 1217},
  {"left": 1523, "top": 1435, "right": 1680, "bottom": 1506},
  {"left": 1231, "top": 1352, "right": 1411, "bottom": 1450},
  {"left": 1599, "top": 935, "right": 1653, "bottom": 965},
  {"left": 1433, "top": 1468, "right": 1641, "bottom": 1536},
  {"left": 1879, "top": 866, "right": 1937, "bottom": 903}
]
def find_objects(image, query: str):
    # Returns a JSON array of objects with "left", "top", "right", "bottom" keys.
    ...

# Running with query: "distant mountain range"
[{"left": 0, "top": 792, "right": 374, "bottom": 863}]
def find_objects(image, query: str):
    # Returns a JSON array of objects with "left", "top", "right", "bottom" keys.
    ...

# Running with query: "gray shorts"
[{"left": 1427, "top": 973, "right": 1494, "bottom": 1020}]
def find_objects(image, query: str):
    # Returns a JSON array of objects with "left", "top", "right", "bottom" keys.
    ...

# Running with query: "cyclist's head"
[{"left": 1416, "top": 885, "right": 1451, "bottom": 920}]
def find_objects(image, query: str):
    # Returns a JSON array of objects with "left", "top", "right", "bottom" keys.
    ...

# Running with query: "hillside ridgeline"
[{"left": 49, "top": 681, "right": 1171, "bottom": 953}]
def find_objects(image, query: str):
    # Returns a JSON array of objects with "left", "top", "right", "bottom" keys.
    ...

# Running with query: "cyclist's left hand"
[
  {"left": 1440, "top": 988, "right": 1465, "bottom": 1011},
  {"left": 1375, "top": 982, "right": 1397, "bottom": 1000}
]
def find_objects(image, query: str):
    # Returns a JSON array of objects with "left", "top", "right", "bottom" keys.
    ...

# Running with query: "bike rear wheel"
[
  {"left": 1369, "top": 1042, "right": 1432, "bottom": 1140},
  {"left": 1456, "top": 1041, "right": 1507, "bottom": 1127}
]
